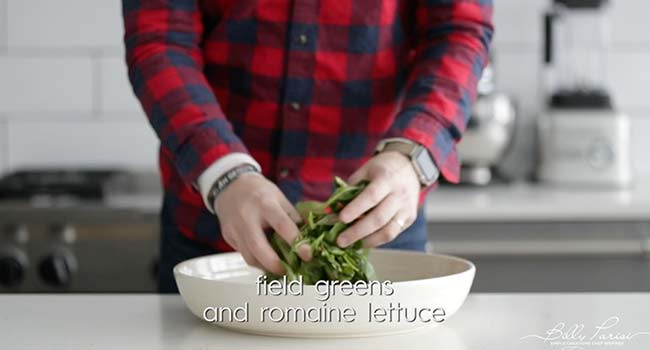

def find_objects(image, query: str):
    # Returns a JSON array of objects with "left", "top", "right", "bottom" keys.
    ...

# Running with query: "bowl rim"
[{"left": 173, "top": 248, "right": 476, "bottom": 286}]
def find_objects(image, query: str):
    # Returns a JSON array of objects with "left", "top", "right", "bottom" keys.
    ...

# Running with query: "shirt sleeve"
[
  {"left": 386, "top": 0, "right": 494, "bottom": 184},
  {"left": 122, "top": 0, "right": 249, "bottom": 185}
]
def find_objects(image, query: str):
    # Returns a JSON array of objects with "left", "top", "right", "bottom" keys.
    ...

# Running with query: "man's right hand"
[{"left": 213, "top": 172, "right": 305, "bottom": 275}]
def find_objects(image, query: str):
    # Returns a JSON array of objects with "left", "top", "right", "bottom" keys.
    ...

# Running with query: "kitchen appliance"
[
  {"left": 457, "top": 64, "right": 517, "bottom": 185},
  {"left": 0, "top": 169, "right": 160, "bottom": 293},
  {"left": 537, "top": 0, "right": 632, "bottom": 187},
  {"left": 0, "top": 169, "right": 124, "bottom": 200}
]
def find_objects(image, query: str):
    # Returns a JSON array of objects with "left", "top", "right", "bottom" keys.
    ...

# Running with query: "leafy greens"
[{"left": 267, "top": 177, "right": 377, "bottom": 284}]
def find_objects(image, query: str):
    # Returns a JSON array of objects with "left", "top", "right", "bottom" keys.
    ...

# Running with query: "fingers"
[
  {"left": 363, "top": 211, "right": 414, "bottom": 248},
  {"left": 337, "top": 194, "right": 400, "bottom": 247},
  {"left": 220, "top": 224, "right": 239, "bottom": 250},
  {"left": 339, "top": 179, "right": 390, "bottom": 224},
  {"left": 221, "top": 224, "right": 264, "bottom": 270},
  {"left": 277, "top": 193, "right": 303, "bottom": 224},
  {"left": 239, "top": 249, "right": 263, "bottom": 270},
  {"left": 262, "top": 200, "right": 312, "bottom": 261},
  {"left": 263, "top": 200, "right": 300, "bottom": 245},
  {"left": 296, "top": 243, "right": 313, "bottom": 261},
  {"left": 347, "top": 167, "right": 368, "bottom": 186},
  {"left": 242, "top": 224, "right": 284, "bottom": 275},
  {"left": 215, "top": 175, "right": 309, "bottom": 274}
]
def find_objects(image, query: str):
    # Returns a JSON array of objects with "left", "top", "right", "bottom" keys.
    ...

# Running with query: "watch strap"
[
  {"left": 207, "top": 164, "right": 260, "bottom": 210},
  {"left": 376, "top": 138, "right": 439, "bottom": 187},
  {"left": 380, "top": 140, "right": 418, "bottom": 157}
]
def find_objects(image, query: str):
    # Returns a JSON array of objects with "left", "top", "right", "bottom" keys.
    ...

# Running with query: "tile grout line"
[
  {"left": 91, "top": 50, "right": 102, "bottom": 117},
  {"left": 1, "top": 46, "right": 124, "bottom": 58},
  {"left": 0, "top": 111, "right": 143, "bottom": 120},
  {"left": 0, "top": 115, "right": 147, "bottom": 125},
  {"left": 0, "top": 0, "right": 8, "bottom": 54},
  {"left": 494, "top": 42, "right": 650, "bottom": 54}
]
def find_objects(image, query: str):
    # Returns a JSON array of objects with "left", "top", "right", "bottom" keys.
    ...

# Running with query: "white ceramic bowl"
[{"left": 174, "top": 249, "right": 475, "bottom": 338}]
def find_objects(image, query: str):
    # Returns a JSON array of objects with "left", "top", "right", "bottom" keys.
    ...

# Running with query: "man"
[{"left": 123, "top": 0, "right": 493, "bottom": 292}]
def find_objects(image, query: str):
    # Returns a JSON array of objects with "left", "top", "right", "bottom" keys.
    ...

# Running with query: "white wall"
[
  {"left": 0, "top": 0, "right": 158, "bottom": 174},
  {"left": 0, "top": 0, "right": 648, "bottom": 180}
]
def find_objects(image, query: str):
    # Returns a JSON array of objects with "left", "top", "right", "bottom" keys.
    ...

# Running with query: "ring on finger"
[{"left": 391, "top": 217, "right": 406, "bottom": 231}]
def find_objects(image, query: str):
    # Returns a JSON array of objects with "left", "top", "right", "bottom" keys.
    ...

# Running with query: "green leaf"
[
  {"left": 316, "top": 213, "right": 339, "bottom": 226},
  {"left": 296, "top": 201, "right": 326, "bottom": 219},
  {"left": 307, "top": 211, "right": 316, "bottom": 230},
  {"left": 325, "top": 186, "right": 359, "bottom": 208},
  {"left": 334, "top": 176, "right": 348, "bottom": 189},
  {"left": 266, "top": 176, "right": 377, "bottom": 284},
  {"left": 310, "top": 234, "right": 325, "bottom": 251},
  {"left": 281, "top": 261, "right": 298, "bottom": 281},
  {"left": 325, "top": 222, "right": 347, "bottom": 244}
]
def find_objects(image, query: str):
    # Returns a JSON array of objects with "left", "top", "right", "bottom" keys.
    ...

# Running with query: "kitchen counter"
[
  {"left": 427, "top": 183, "right": 650, "bottom": 222},
  {"left": 2, "top": 293, "right": 649, "bottom": 349},
  {"left": 2, "top": 182, "right": 649, "bottom": 224}
]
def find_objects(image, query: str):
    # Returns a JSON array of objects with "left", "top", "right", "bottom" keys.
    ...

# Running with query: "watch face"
[{"left": 415, "top": 148, "right": 439, "bottom": 182}]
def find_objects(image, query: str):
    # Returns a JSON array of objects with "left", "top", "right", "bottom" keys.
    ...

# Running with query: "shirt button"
[
  {"left": 279, "top": 168, "right": 290, "bottom": 178},
  {"left": 298, "top": 34, "right": 308, "bottom": 45},
  {"left": 290, "top": 101, "right": 301, "bottom": 111}
]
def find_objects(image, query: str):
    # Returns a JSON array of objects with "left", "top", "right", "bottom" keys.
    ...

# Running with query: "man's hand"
[
  {"left": 337, "top": 151, "right": 421, "bottom": 248},
  {"left": 213, "top": 173, "right": 306, "bottom": 275}
]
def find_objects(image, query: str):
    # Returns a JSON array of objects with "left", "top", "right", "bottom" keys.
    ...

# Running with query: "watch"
[{"left": 375, "top": 138, "right": 440, "bottom": 187}]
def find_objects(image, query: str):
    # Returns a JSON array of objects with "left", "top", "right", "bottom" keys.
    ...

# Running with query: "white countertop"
[
  {"left": 2, "top": 182, "right": 649, "bottom": 223},
  {"left": 2, "top": 293, "right": 649, "bottom": 349},
  {"left": 99, "top": 181, "right": 650, "bottom": 222},
  {"left": 426, "top": 183, "right": 650, "bottom": 222}
]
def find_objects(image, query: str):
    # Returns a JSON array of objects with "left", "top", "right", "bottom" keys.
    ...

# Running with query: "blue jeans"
[{"left": 158, "top": 203, "right": 426, "bottom": 293}]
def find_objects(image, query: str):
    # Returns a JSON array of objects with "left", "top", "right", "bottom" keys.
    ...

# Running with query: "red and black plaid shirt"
[{"left": 123, "top": 0, "right": 493, "bottom": 249}]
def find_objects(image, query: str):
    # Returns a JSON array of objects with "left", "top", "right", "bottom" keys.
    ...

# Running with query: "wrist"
[
  {"left": 208, "top": 164, "right": 261, "bottom": 213},
  {"left": 378, "top": 147, "right": 412, "bottom": 166},
  {"left": 197, "top": 153, "right": 261, "bottom": 213},
  {"left": 212, "top": 171, "right": 262, "bottom": 214},
  {"left": 375, "top": 138, "right": 440, "bottom": 187}
]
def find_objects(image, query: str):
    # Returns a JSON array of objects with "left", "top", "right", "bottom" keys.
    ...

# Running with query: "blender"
[{"left": 537, "top": 0, "right": 632, "bottom": 187}]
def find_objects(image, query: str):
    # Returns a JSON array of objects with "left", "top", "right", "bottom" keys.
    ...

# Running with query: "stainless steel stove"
[{"left": 0, "top": 170, "right": 161, "bottom": 293}]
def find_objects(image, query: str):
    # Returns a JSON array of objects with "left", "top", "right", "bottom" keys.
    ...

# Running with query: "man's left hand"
[{"left": 337, "top": 151, "right": 421, "bottom": 248}]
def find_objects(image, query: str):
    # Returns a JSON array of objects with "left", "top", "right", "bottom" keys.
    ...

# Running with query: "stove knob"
[
  {"left": 0, "top": 255, "right": 26, "bottom": 287},
  {"left": 39, "top": 252, "right": 77, "bottom": 287}
]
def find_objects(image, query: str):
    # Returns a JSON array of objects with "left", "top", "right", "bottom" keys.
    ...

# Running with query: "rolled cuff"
[{"left": 385, "top": 108, "right": 461, "bottom": 184}]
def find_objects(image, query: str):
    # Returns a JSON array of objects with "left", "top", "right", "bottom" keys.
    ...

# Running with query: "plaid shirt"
[{"left": 123, "top": 0, "right": 493, "bottom": 250}]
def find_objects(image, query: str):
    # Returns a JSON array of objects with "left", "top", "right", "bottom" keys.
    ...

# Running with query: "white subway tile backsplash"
[
  {"left": 100, "top": 57, "right": 141, "bottom": 113},
  {"left": 3, "top": 0, "right": 647, "bottom": 50},
  {"left": 607, "top": 51, "right": 650, "bottom": 111},
  {"left": 494, "top": 0, "right": 650, "bottom": 47},
  {"left": 6, "top": 0, "right": 123, "bottom": 49},
  {"left": 0, "top": 57, "right": 93, "bottom": 113},
  {"left": 610, "top": 1, "right": 650, "bottom": 46},
  {"left": 6, "top": 120, "right": 158, "bottom": 170},
  {"left": 0, "top": 0, "right": 648, "bottom": 183},
  {"left": 0, "top": 0, "right": 7, "bottom": 50},
  {"left": 493, "top": 49, "right": 542, "bottom": 115},
  {"left": 493, "top": 0, "right": 546, "bottom": 47}
]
